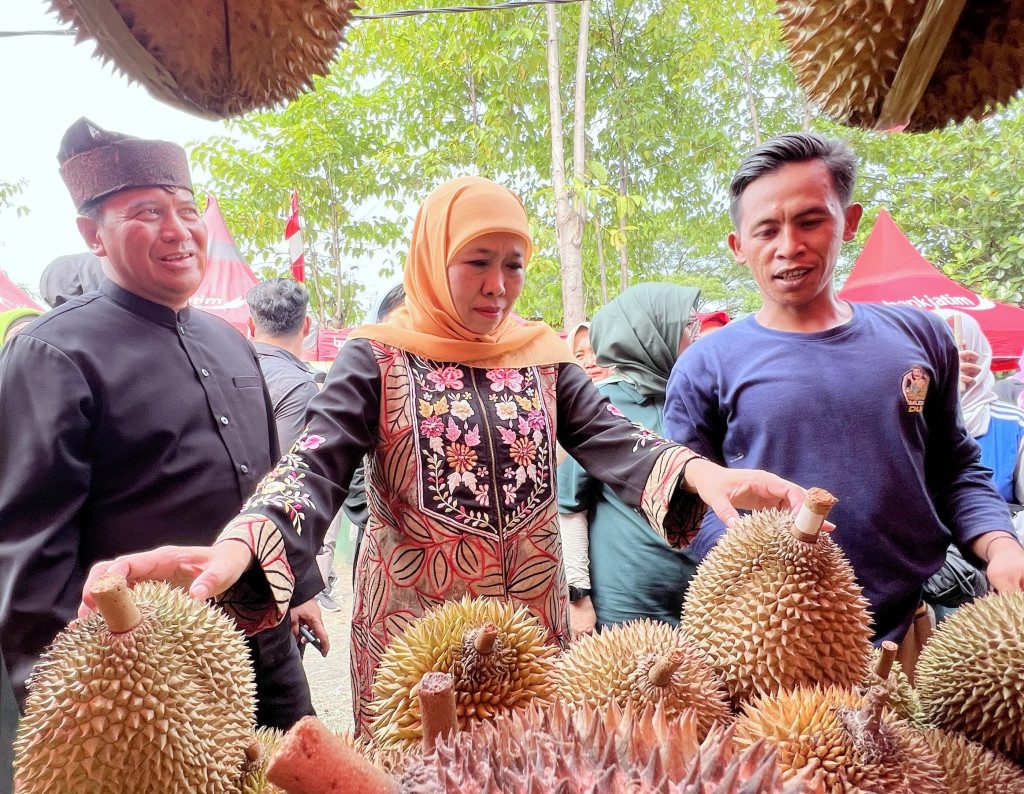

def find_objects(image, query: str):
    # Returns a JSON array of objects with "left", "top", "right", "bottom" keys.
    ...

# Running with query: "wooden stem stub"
[
  {"left": 875, "top": 640, "right": 898, "bottom": 681},
  {"left": 791, "top": 487, "right": 838, "bottom": 543},
  {"left": 419, "top": 672, "right": 459, "bottom": 754},
  {"left": 90, "top": 573, "right": 143, "bottom": 633},
  {"left": 648, "top": 649, "right": 685, "bottom": 688},
  {"left": 473, "top": 623, "right": 499, "bottom": 654}
]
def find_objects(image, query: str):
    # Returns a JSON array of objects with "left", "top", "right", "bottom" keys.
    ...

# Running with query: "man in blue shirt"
[{"left": 665, "top": 132, "right": 1024, "bottom": 649}]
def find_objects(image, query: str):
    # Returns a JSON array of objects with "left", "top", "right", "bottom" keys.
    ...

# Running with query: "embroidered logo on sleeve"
[{"left": 901, "top": 366, "right": 930, "bottom": 413}]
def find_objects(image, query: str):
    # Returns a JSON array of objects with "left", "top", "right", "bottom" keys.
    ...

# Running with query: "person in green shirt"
[{"left": 558, "top": 282, "right": 702, "bottom": 636}]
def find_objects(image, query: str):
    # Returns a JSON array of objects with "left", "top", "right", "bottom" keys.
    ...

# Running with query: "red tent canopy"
[
  {"left": 191, "top": 195, "right": 259, "bottom": 334},
  {"left": 315, "top": 327, "right": 353, "bottom": 361},
  {"left": 839, "top": 210, "right": 1024, "bottom": 371},
  {"left": 0, "top": 269, "right": 43, "bottom": 312}
]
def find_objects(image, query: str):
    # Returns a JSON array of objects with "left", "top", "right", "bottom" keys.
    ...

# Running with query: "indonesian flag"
[{"left": 285, "top": 190, "right": 305, "bottom": 282}]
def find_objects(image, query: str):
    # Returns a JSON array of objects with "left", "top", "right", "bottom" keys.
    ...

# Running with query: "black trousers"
[{"left": 247, "top": 617, "right": 316, "bottom": 730}]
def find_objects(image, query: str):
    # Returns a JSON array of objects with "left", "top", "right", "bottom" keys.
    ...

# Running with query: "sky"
[{"left": 0, "top": 3, "right": 393, "bottom": 308}]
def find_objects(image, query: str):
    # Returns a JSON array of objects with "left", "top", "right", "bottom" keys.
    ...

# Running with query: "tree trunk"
[
  {"left": 610, "top": 21, "right": 629, "bottom": 291},
  {"left": 594, "top": 216, "right": 608, "bottom": 303},
  {"left": 304, "top": 247, "right": 328, "bottom": 326},
  {"left": 741, "top": 51, "right": 763, "bottom": 146},
  {"left": 618, "top": 153, "right": 629, "bottom": 291},
  {"left": 546, "top": 1, "right": 586, "bottom": 328}
]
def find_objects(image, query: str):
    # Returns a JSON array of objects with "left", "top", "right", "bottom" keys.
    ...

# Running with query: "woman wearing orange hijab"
[{"left": 81, "top": 177, "right": 807, "bottom": 735}]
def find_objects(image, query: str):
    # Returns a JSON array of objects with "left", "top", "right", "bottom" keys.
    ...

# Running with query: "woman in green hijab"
[{"left": 557, "top": 282, "right": 702, "bottom": 635}]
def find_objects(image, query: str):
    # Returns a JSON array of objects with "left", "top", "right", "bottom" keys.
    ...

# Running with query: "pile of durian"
[{"left": 14, "top": 488, "right": 1024, "bottom": 793}]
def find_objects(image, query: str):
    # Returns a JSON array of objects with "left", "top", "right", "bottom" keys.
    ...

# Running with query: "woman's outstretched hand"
[
  {"left": 78, "top": 540, "right": 254, "bottom": 619},
  {"left": 684, "top": 458, "right": 809, "bottom": 529}
]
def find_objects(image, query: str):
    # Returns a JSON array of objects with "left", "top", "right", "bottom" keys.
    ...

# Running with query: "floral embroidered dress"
[{"left": 218, "top": 338, "right": 706, "bottom": 736}]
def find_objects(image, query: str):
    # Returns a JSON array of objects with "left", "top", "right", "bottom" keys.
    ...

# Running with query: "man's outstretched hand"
[{"left": 79, "top": 540, "right": 253, "bottom": 618}]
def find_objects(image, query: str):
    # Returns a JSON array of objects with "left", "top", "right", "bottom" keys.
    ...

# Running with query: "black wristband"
[{"left": 568, "top": 586, "right": 591, "bottom": 602}]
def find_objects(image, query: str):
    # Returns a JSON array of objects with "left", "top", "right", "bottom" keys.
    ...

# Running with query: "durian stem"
[
  {"left": 875, "top": 0, "right": 968, "bottom": 130},
  {"left": 418, "top": 672, "right": 458, "bottom": 754},
  {"left": 790, "top": 487, "right": 837, "bottom": 543},
  {"left": 473, "top": 623, "right": 498, "bottom": 654},
  {"left": 859, "top": 685, "right": 888, "bottom": 734},
  {"left": 648, "top": 649, "right": 685, "bottom": 688},
  {"left": 267, "top": 716, "right": 396, "bottom": 794},
  {"left": 90, "top": 573, "right": 142, "bottom": 633},
  {"left": 875, "top": 641, "right": 898, "bottom": 681}
]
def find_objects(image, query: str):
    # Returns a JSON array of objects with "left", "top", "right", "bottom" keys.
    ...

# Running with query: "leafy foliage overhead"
[{"left": 191, "top": 0, "right": 1024, "bottom": 325}]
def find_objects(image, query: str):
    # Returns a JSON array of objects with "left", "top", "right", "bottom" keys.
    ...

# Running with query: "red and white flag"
[{"left": 285, "top": 190, "right": 305, "bottom": 282}]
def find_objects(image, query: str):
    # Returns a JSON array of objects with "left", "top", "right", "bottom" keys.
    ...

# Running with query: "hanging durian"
[
  {"left": 370, "top": 595, "right": 557, "bottom": 749},
  {"left": 735, "top": 685, "right": 947, "bottom": 793},
  {"left": 681, "top": 489, "right": 872, "bottom": 705},
  {"left": 777, "top": 0, "right": 1024, "bottom": 132},
  {"left": 47, "top": 0, "right": 357, "bottom": 119},
  {"left": 916, "top": 590, "right": 1024, "bottom": 761},
  {"left": 920, "top": 728, "right": 1024, "bottom": 794},
  {"left": 555, "top": 619, "right": 731, "bottom": 740},
  {"left": 14, "top": 575, "right": 256, "bottom": 794}
]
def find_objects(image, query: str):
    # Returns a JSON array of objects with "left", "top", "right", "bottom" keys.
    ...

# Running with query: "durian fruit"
[
  {"left": 916, "top": 590, "right": 1024, "bottom": 761},
  {"left": 919, "top": 728, "right": 1024, "bottom": 794},
  {"left": 862, "top": 641, "right": 924, "bottom": 726},
  {"left": 371, "top": 595, "right": 557, "bottom": 749},
  {"left": 241, "top": 728, "right": 285, "bottom": 794},
  {"left": 555, "top": 619, "right": 731, "bottom": 740},
  {"left": 734, "top": 685, "right": 948, "bottom": 793},
  {"left": 777, "top": 0, "right": 1024, "bottom": 132},
  {"left": 47, "top": 0, "right": 357, "bottom": 119},
  {"left": 681, "top": 490, "right": 872, "bottom": 706},
  {"left": 399, "top": 698, "right": 820, "bottom": 794},
  {"left": 14, "top": 574, "right": 256, "bottom": 794}
]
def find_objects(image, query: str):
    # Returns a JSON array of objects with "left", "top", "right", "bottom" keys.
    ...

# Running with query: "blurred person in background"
[
  {"left": 559, "top": 283, "right": 703, "bottom": 637},
  {"left": 566, "top": 321, "right": 612, "bottom": 383}
]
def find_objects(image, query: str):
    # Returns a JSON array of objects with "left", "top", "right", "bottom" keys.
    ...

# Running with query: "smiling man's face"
[
  {"left": 728, "top": 159, "right": 861, "bottom": 325},
  {"left": 77, "top": 186, "right": 207, "bottom": 310}
]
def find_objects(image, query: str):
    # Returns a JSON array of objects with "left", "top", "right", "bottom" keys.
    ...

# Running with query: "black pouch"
[{"left": 922, "top": 544, "right": 989, "bottom": 609}]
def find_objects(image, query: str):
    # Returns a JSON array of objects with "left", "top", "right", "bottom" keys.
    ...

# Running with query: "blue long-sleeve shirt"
[{"left": 664, "top": 303, "right": 1012, "bottom": 642}]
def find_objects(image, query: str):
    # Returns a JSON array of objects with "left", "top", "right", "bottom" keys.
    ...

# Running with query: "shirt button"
[
  {"left": 179, "top": 324, "right": 187, "bottom": 334},
  {"left": 201, "top": 368, "right": 210, "bottom": 377},
  {"left": 220, "top": 416, "right": 229, "bottom": 426},
  {"left": 240, "top": 464, "right": 250, "bottom": 474}
]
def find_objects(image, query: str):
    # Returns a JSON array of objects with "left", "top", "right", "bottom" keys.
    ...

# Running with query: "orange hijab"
[{"left": 350, "top": 176, "right": 573, "bottom": 367}]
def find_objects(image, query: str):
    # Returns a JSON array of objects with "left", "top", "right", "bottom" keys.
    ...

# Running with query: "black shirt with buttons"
[{"left": 0, "top": 281, "right": 318, "bottom": 710}]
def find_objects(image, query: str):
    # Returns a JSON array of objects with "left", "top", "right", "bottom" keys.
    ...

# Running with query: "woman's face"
[
  {"left": 447, "top": 231, "right": 526, "bottom": 336},
  {"left": 678, "top": 313, "right": 701, "bottom": 355},
  {"left": 573, "top": 328, "right": 611, "bottom": 382}
]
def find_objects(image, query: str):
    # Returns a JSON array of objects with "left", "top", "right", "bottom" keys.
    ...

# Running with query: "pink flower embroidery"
[
  {"left": 509, "top": 437, "right": 538, "bottom": 467},
  {"left": 502, "top": 483, "right": 518, "bottom": 505},
  {"left": 526, "top": 409, "right": 546, "bottom": 430},
  {"left": 427, "top": 366, "right": 465, "bottom": 392},
  {"left": 487, "top": 368, "right": 525, "bottom": 393},
  {"left": 299, "top": 434, "right": 325, "bottom": 450},
  {"left": 446, "top": 443, "right": 479, "bottom": 474},
  {"left": 420, "top": 416, "right": 444, "bottom": 438},
  {"left": 606, "top": 403, "right": 625, "bottom": 418}
]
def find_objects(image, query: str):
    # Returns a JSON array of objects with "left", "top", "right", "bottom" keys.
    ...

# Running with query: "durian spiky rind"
[
  {"left": 46, "top": 0, "right": 358, "bottom": 119},
  {"left": 919, "top": 728, "right": 1024, "bottom": 794},
  {"left": 399, "top": 700, "right": 817, "bottom": 793},
  {"left": 555, "top": 619, "right": 731, "bottom": 740},
  {"left": 735, "top": 685, "right": 948, "bottom": 793},
  {"left": 681, "top": 508, "right": 873, "bottom": 705},
  {"left": 14, "top": 580, "right": 256, "bottom": 794},
  {"left": 371, "top": 595, "right": 557, "bottom": 749},
  {"left": 916, "top": 591, "right": 1024, "bottom": 761},
  {"left": 776, "top": 0, "right": 1024, "bottom": 132}
]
